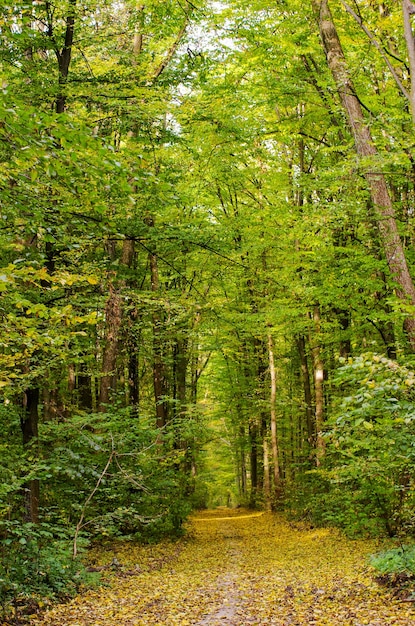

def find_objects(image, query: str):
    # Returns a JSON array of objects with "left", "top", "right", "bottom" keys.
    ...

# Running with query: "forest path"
[{"left": 35, "top": 510, "right": 415, "bottom": 626}]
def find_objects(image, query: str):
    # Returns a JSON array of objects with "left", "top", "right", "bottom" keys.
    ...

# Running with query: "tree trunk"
[
  {"left": 333, "top": 308, "right": 352, "bottom": 358},
  {"left": 77, "top": 370, "right": 93, "bottom": 410},
  {"left": 310, "top": 306, "right": 325, "bottom": 465},
  {"left": 55, "top": 0, "right": 76, "bottom": 113},
  {"left": 312, "top": 0, "right": 415, "bottom": 350},
  {"left": 249, "top": 419, "right": 258, "bottom": 508},
  {"left": 98, "top": 284, "right": 122, "bottom": 410},
  {"left": 268, "top": 334, "right": 282, "bottom": 500},
  {"left": 176, "top": 337, "right": 188, "bottom": 411},
  {"left": 172, "top": 335, "right": 190, "bottom": 466},
  {"left": 98, "top": 238, "right": 135, "bottom": 412},
  {"left": 127, "top": 316, "right": 140, "bottom": 418},
  {"left": 132, "top": 5, "right": 144, "bottom": 62},
  {"left": 239, "top": 424, "right": 247, "bottom": 498},
  {"left": 21, "top": 388, "right": 40, "bottom": 523},
  {"left": 262, "top": 419, "right": 271, "bottom": 511},
  {"left": 149, "top": 247, "right": 168, "bottom": 429},
  {"left": 403, "top": 0, "right": 415, "bottom": 124},
  {"left": 296, "top": 334, "right": 315, "bottom": 444}
]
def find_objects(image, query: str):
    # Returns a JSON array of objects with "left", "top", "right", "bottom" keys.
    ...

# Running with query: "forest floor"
[{"left": 33, "top": 509, "right": 415, "bottom": 626}]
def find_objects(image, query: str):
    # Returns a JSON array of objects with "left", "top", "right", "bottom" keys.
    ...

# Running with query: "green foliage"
[
  {"left": 287, "top": 471, "right": 393, "bottom": 537},
  {"left": 2, "top": 0, "right": 415, "bottom": 611},
  {"left": 370, "top": 545, "right": 415, "bottom": 577},
  {"left": 300, "top": 355, "right": 415, "bottom": 536},
  {"left": 0, "top": 521, "right": 97, "bottom": 615},
  {"left": 37, "top": 409, "right": 195, "bottom": 541},
  {"left": 0, "top": 405, "right": 197, "bottom": 617}
]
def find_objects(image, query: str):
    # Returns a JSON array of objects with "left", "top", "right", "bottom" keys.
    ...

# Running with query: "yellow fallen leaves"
[{"left": 31, "top": 511, "right": 415, "bottom": 625}]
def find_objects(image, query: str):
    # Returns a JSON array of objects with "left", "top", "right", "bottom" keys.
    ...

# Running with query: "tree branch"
[
  {"left": 341, "top": 1, "right": 410, "bottom": 101},
  {"left": 73, "top": 443, "right": 116, "bottom": 558},
  {"left": 152, "top": 2, "right": 193, "bottom": 81},
  {"left": 403, "top": 0, "right": 415, "bottom": 122}
]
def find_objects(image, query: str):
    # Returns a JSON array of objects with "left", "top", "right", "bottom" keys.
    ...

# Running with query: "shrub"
[
  {"left": 322, "top": 355, "right": 415, "bottom": 536},
  {"left": 370, "top": 545, "right": 415, "bottom": 577},
  {"left": 0, "top": 521, "right": 97, "bottom": 621}
]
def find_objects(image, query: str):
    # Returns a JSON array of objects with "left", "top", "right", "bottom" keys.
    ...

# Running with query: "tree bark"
[
  {"left": 77, "top": 364, "right": 93, "bottom": 410},
  {"left": 249, "top": 418, "right": 258, "bottom": 508},
  {"left": 152, "top": 3, "right": 194, "bottom": 81},
  {"left": 268, "top": 334, "right": 282, "bottom": 500},
  {"left": 149, "top": 246, "right": 168, "bottom": 429},
  {"left": 127, "top": 309, "right": 140, "bottom": 418},
  {"left": 296, "top": 334, "right": 315, "bottom": 444},
  {"left": 239, "top": 424, "right": 247, "bottom": 498},
  {"left": 310, "top": 306, "right": 325, "bottom": 465},
  {"left": 403, "top": 0, "right": 415, "bottom": 123},
  {"left": 132, "top": 5, "right": 144, "bottom": 62},
  {"left": 312, "top": 0, "right": 415, "bottom": 350},
  {"left": 333, "top": 308, "right": 352, "bottom": 358},
  {"left": 262, "top": 429, "right": 271, "bottom": 511},
  {"left": 55, "top": 0, "right": 76, "bottom": 113},
  {"left": 98, "top": 238, "right": 135, "bottom": 412},
  {"left": 172, "top": 335, "right": 189, "bottom": 463},
  {"left": 98, "top": 283, "right": 122, "bottom": 410},
  {"left": 21, "top": 388, "right": 40, "bottom": 523}
]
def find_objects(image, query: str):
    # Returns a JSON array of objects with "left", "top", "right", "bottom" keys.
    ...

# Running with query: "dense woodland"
[{"left": 2, "top": 0, "right": 415, "bottom": 612}]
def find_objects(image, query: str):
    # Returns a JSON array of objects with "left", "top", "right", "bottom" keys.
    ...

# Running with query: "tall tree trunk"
[
  {"left": 172, "top": 336, "right": 189, "bottom": 463},
  {"left": 262, "top": 418, "right": 271, "bottom": 511},
  {"left": 175, "top": 338, "right": 188, "bottom": 413},
  {"left": 239, "top": 424, "right": 247, "bottom": 498},
  {"left": 98, "top": 284, "right": 122, "bottom": 410},
  {"left": 55, "top": 0, "right": 76, "bottom": 113},
  {"left": 249, "top": 418, "right": 258, "bottom": 508},
  {"left": 127, "top": 311, "right": 140, "bottom": 418},
  {"left": 310, "top": 306, "right": 325, "bottom": 465},
  {"left": 268, "top": 334, "right": 282, "bottom": 500},
  {"left": 77, "top": 363, "right": 93, "bottom": 410},
  {"left": 296, "top": 334, "right": 315, "bottom": 445},
  {"left": 333, "top": 308, "right": 352, "bottom": 358},
  {"left": 132, "top": 5, "right": 144, "bottom": 62},
  {"left": 98, "top": 239, "right": 135, "bottom": 412},
  {"left": 312, "top": 0, "right": 415, "bottom": 350},
  {"left": 21, "top": 388, "right": 40, "bottom": 523},
  {"left": 403, "top": 0, "right": 415, "bottom": 124},
  {"left": 149, "top": 247, "right": 168, "bottom": 429},
  {"left": 120, "top": 240, "right": 140, "bottom": 417}
]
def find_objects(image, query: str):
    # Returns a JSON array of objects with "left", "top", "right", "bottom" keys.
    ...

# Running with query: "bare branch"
[{"left": 73, "top": 441, "right": 116, "bottom": 558}]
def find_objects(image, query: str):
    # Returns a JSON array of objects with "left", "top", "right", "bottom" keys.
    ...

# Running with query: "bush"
[
  {"left": 0, "top": 521, "right": 97, "bottom": 620},
  {"left": 323, "top": 355, "right": 415, "bottom": 536},
  {"left": 370, "top": 545, "right": 415, "bottom": 576},
  {"left": 289, "top": 354, "right": 415, "bottom": 537},
  {"left": 0, "top": 405, "right": 199, "bottom": 619}
]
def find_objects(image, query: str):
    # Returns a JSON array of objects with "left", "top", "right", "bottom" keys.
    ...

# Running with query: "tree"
[{"left": 311, "top": 0, "right": 415, "bottom": 349}]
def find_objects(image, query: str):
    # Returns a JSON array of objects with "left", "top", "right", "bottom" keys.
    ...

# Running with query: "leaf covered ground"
[{"left": 32, "top": 510, "right": 415, "bottom": 625}]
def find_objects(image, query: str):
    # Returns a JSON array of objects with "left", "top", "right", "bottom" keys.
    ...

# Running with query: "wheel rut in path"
[{"left": 34, "top": 510, "right": 415, "bottom": 625}]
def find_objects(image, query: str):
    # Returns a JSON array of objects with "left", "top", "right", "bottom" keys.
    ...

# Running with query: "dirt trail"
[{"left": 34, "top": 510, "right": 415, "bottom": 625}]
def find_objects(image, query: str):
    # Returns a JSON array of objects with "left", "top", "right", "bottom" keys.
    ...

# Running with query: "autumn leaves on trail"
[{"left": 33, "top": 510, "right": 415, "bottom": 626}]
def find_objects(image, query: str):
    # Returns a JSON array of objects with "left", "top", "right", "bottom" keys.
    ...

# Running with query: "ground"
[{"left": 33, "top": 509, "right": 415, "bottom": 625}]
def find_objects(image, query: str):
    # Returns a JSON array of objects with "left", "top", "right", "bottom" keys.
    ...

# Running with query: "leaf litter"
[{"left": 32, "top": 510, "right": 415, "bottom": 625}]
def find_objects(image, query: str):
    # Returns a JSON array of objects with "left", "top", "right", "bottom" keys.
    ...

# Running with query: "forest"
[{"left": 2, "top": 0, "right": 415, "bottom": 621}]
